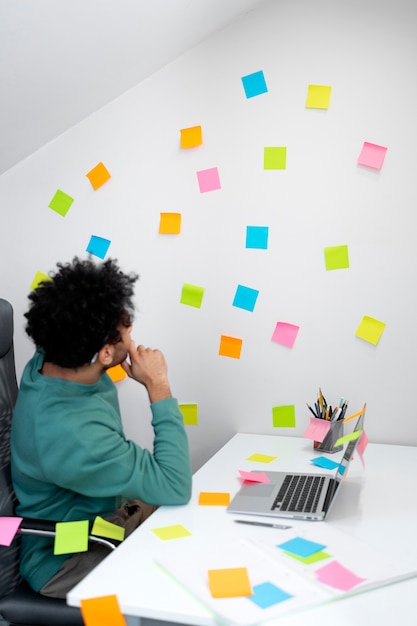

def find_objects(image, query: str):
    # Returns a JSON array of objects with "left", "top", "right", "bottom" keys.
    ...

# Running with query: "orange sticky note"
[
  {"left": 180, "top": 125, "right": 202, "bottom": 148},
  {"left": 219, "top": 335, "right": 243, "bottom": 359},
  {"left": 80, "top": 594, "right": 126, "bottom": 626},
  {"left": 159, "top": 212, "right": 181, "bottom": 234},
  {"left": 107, "top": 364, "right": 127, "bottom": 383},
  {"left": 198, "top": 492, "right": 231, "bottom": 506},
  {"left": 208, "top": 567, "right": 252, "bottom": 598},
  {"left": 86, "top": 162, "right": 111, "bottom": 190}
]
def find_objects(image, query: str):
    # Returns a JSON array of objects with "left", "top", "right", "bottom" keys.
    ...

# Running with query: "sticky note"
[
  {"left": 198, "top": 492, "right": 231, "bottom": 506},
  {"left": 208, "top": 567, "right": 252, "bottom": 598},
  {"left": 246, "top": 453, "right": 277, "bottom": 464},
  {"left": 196, "top": 167, "right": 221, "bottom": 193},
  {"left": 86, "top": 162, "right": 111, "bottom": 189},
  {"left": 303, "top": 417, "right": 331, "bottom": 442},
  {"left": 180, "top": 283, "right": 205, "bottom": 308},
  {"left": 278, "top": 537, "right": 326, "bottom": 559},
  {"left": 30, "top": 271, "right": 51, "bottom": 291},
  {"left": 232, "top": 285, "right": 259, "bottom": 312},
  {"left": 241, "top": 70, "right": 268, "bottom": 99},
  {"left": 355, "top": 315, "right": 386, "bottom": 345},
  {"left": 310, "top": 456, "right": 340, "bottom": 470},
  {"left": 248, "top": 582, "right": 292, "bottom": 608},
  {"left": 151, "top": 524, "right": 192, "bottom": 541},
  {"left": 335, "top": 429, "right": 362, "bottom": 448},
  {"left": 107, "top": 364, "right": 127, "bottom": 383},
  {"left": 80, "top": 594, "right": 126, "bottom": 626},
  {"left": 357, "top": 430, "right": 369, "bottom": 466},
  {"left": 264, "top": 147, "right": 287, "bottom": 170},
  {"left": 219, "top": 335, "right": 243, "bottom": 359},
  {"left": 179, "top": 403, "right": 199, "bottom": 425},
  {"left": 357, "top": 142, "right": 387, "bottom": 170},
  {"left": 272, "top": 405, "right": 296, "bottom": 428},
  {"left": 86, "top": 235, "right": 111, "bottom": 259},
  {"left": 0, "top": 516, "right": 23, "bottom": 546},
  {"left": 54, "top": 520, "right": 89, "bottom": 555},
  {"left": 48, "top": 189, "right": 74, "bottom": 217},
  {"left": 238, "top": 470, "right": 270, "bottom": 483},
  {"left": 305, "top": 84, "right": 332, "bottom": 109},
  {"left": 180, "top": 125, "right": 202, "bottom": 148},
  {"left": 91, "top": 517, "right": 125, "bottom": 542},
  {"left": 284, "top": 550, "right": 331, "bottom": 565},
  {"left": 246, "top": 225, "right": 269, "bottom": 249},
  {"left": 159, "top": 212, "right": 181, "bottom": 234},
  {"left": 271, "top": 322, "right": 300, "bottom": 348},
  {"left": 324, "top": 245, "right": 349, "bottom": 270},
  {"left": 315, "top": 560, "right": 365, "bottom": 591}
]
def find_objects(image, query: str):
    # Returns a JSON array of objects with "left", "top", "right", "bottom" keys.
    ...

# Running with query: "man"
[{"left": 11, "top": 256, "right": 192, "bottom": 598}]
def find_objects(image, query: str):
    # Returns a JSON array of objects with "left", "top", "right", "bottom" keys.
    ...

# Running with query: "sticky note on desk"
[
  {"left": 208, "top": 567, "right": 252, "bottom": 598},
  {"left": 315, "top": 560, "right": 365, "bottom": 591},
  {"left": 151, "top": 524, "right": 192, "bottom": 541},
  {"left": 198, "top": 492, "right": 231, "bottom": 506},
  {"left": 80, "top": 594, "right": 126, "bottom": 626},
  {"left": 246, "top": 453, "right": 277, "bottom": 463},
  {"left": 278, "top": 537, "right": 326, "bottom": 558},
  {"left": 238, "top": 470, "right": 270, "bottom": 483},
  {"left": 54, "top": 520, "right": 89, "bottom": 555},
  {"left": 310, "top": 456, "right": 340, "bottom": 470}
]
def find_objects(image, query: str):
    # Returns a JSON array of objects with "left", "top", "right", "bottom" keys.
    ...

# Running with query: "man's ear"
[{"left": 97, "top": 343, "right": 115, "bottom": 367}]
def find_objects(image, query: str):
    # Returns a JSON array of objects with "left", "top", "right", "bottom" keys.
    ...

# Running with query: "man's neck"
[{"left": 41, "top": 360, "right": 103, "bottom": 384}]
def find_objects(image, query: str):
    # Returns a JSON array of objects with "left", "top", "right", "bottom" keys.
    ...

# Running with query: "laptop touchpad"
[{"left": 239, "top": 484, "right": 276, "bottom": 497}]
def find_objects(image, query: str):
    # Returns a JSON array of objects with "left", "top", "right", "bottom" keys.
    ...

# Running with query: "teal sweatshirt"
[{"left": 10, "top": 350, "right": 192, "bottom": 592}]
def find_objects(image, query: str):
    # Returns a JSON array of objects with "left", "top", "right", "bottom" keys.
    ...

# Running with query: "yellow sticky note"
[
  {"left": 107, "top": 364, "right": 127, "bottom": 383},
  {"left": 80, "top": 594, "right": 127, "bottom": 626},
  {"left": 355, "top": 315, "right": 386, "bottom": 345},
  {"left": 306, "top": 84, "right": 332, "bottom": 109},
  {"left": 159, "top": 212, "right": 181, "bottom": 234},
  {"left": 30, "top": 271, "right": 51, "bottom": 291},
  {"left": 246, "top": 453, "right": 277, "bottom": 463},
  {"left": 91, "top": 517, "right": 125, "bottom": 542},
  {"left": 198, "top": 492, "right": 231, "bottom": 506},
  {"left": 86, "top": 162, "right": 111, "bottom": 190},
  {"left": 219, "top": 335, "right": 243, "bottom": 359},
  {"left": 324, "top": 245, "right": 349, "bottom": 270},
  {"left": 179, "top": 403, "right": 199, "bottom": 425},
  {"left": 151, "top": 524, "right": 192, "bottom": 541},
  {"left": 180, "top": 125, "right": 202, "bottom": 148},
  {"left": 208, "top": 567, "right": 252, "bottom": 598},
  {"left": 54, "top": 520, "right": 89, "bottom": 555}
]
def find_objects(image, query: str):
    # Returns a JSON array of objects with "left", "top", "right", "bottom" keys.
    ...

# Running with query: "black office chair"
[{"left": 0, "top": 298, "right": 117, "bottom": 626}]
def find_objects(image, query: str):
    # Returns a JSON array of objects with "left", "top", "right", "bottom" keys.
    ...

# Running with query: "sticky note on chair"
[
  {"left": 0, "top": 516, "right": 23, "bottom": 546},
  {"left": 357, "top": 142, "right": 387, "bottom": 170},
  {"left": 86, "top": 162, "right": 111, "bottom": 189},
  {"left": 198, "top": 492, "right": 231, "bottom": 506},
  {"left": 91, "top": 517, "right": 125, "bottom": 541},
  {"left": 208, "top": 567, "right": 252, "bottom": 598},
  {"left": 80, "top": 594, "right": 127, "bottom": 626},
  {"left": 54, "top": 520, "right": 89, "bottom": 555}
]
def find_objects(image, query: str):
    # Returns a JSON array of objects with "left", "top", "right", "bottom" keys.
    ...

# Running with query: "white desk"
[{"left": 67, "top": 434, "right": 417, "bottom": 625}]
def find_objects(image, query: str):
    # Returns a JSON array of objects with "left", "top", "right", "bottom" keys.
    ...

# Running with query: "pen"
[{"left": 234, "top": 520, "right": 292, "bottom": 529}]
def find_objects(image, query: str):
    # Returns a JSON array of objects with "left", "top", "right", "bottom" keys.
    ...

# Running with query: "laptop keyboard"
[{"left": 271, "top": 474, "right": 325, "bottom": 513}]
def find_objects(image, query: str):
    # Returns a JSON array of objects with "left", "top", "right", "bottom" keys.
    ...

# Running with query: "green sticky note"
[
  {"left": 179, "top": 403, "right": 199, "bottom": 425},
  {"left": 305, "top": 84, "right": 332, "bottom": 109},
  {"left": 180, "top": 283, "right": 205, "bottom": 308},
  {"left": 54, "top": 520, "right": 89, "bottom": 555},
  {"left": 264, "top": 147, "right": 287, "bottom": 170},
  {"left": 30, "top": 271, "right": 51, "bottom": 291},
  {"left": 272, "top": 405, "right": 296, "bottom": 428},
  {"left": 355, "top": 315, "right": 386, "bottom": 345},
  {"left": 324, "top": 245, "right": 349, "bottom": 270},
  {"left": 91, "top": 516, "right": 125, "bottom": 541},
  {"left": 48, "top": 189, "right": 74, "bottom": 217},
  {"left": 284, "top": 550, "right": 331, "bottom": 564},
  {"left": 335, "top": 429, "right": 362, "bottom": 448},
  {"left": 246, "top": 453, "right": 277, "bottom": 464},
  {"left": 151, "top": 524, "right": 192, "bottom": 541}
]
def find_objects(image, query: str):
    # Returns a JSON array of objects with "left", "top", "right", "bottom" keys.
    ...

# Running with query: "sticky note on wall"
[
  {"left": 272, "top": 405, "right": 296, "bottom": 428},
  {"left": 264, "top": 147, "right": 287, "bottom": 170},
  {"left": 241, "top": 70, "right": 268, "bottom": 99},
  {"left": 48, "top": 189, "right": 74, "bottom": 217},
  {"left": 159, "top": 212, "right": 181, "bottom": 234},
  {"left": 179, "top": 403, "right": 199, "bottom": 425},
  {"left": 219, "top": 335, "right": 243, "bottom": 359},
  {"left": 305, "top": 84, "right": 332, "bottom": 109},
  {"left": 355, "top": 315, "right": 386, "bottom": 345},
  {"left": 180, "top": 125, "right": 202, "bottom": 148},
  {"left": 86, "top": 162, "right": 111, "bottom": 189}
]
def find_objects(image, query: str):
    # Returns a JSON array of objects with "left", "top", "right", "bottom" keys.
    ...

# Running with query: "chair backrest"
[{"left": 0, "top": 298, "right": 21, "bottom": 597}]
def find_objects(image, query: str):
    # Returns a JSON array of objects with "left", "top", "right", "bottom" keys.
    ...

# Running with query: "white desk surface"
[{"left": 67, "top": 434, "right": 417, "bottom": 625}]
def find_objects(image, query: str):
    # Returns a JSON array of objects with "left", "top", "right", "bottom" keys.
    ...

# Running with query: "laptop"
[{"left": 227, "top": 405, "right": 366, "bottom": 521}]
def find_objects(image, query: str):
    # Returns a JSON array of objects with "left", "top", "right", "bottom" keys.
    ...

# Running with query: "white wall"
[{"left": 1, "top": 0, "right": 417, "bottom": 470}]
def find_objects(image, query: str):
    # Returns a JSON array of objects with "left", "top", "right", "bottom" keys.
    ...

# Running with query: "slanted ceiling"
[{"left": 0, "top": 0, "right": 266, "bottom": 175}]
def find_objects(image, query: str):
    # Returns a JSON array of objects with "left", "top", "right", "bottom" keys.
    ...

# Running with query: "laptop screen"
[{"left": 334, "top": 404, "right": 366, "bottom": 485}]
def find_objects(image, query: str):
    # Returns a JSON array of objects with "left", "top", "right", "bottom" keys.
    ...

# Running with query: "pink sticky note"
[
  {"left": 357, "top": 142, "right": 387, "bottom": 170},
  {"left": 303, "top": 417, "right": 331, "bottom": 443},
  {"left": 316, "top": 560, "right": 365, "bottom": 591},
  {"left": 271, "top": 322, "right": 300, "bottom": 348},
  {"left": 0, "top": 516, "right": 23, "bottom": 546},
  {"left": 238, "top": 470, "right": 270, "bottom": 483},
  {"left": 357, "top": 430, "right": 369, "bottom": 467},
  {"left": 196, "top": 167, "right": 221, "bottom": 193}
]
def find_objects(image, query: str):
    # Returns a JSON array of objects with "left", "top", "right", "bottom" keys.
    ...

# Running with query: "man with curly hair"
[{"left": 10, "top": 256, "right": 192, "bottom": 598}]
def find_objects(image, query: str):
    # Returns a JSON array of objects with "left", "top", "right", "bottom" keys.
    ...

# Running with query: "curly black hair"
[{"left": 25, "top": 257, "right": 139, "bottom": 368}]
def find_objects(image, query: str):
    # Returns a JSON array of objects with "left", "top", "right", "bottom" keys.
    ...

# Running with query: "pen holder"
[{"left": 314, "top": 420, "right": 344, "bottom": 454}]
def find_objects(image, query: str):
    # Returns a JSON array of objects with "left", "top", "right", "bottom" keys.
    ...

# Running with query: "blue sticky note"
[
  {"left": 246, "top": 226, "right": 269, "bottom": 249},
  {"left": 86, "top": 235, "right": 111, "bottom": 259},
  {"left": 277, "top": 537, "right": 326, "bottom": 558},
  {"left": 232, "top": 285, "right": 259, "bottom": 312},
  {"left": 310, "top": 456, "right": 340, "bottom": 470},
  {"left": 241, "top": 70, "right": 268, "bottom": 99},
  {"left": 247, "top": 582, "right": 292, "bottom": 609}
]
